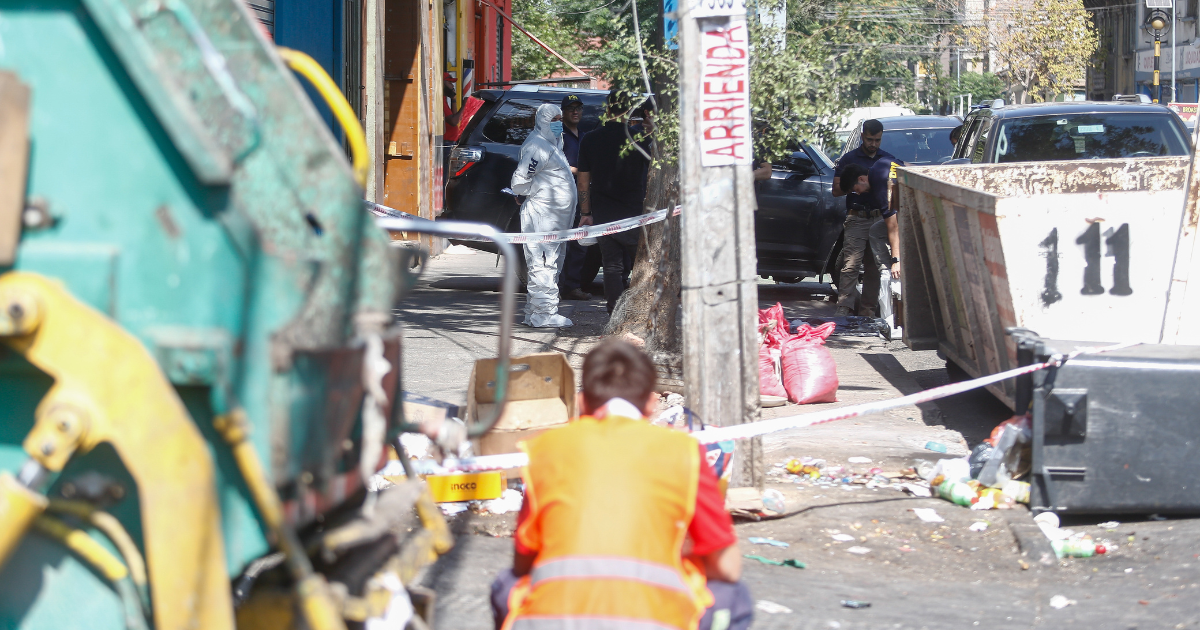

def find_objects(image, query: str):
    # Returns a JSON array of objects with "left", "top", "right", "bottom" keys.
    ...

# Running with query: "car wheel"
[
  {"left": 505, "top": 214, "right": 529, "bottom": 291},
  {"left": 825, "top": 240, "right": 843, "bottom": 291}
]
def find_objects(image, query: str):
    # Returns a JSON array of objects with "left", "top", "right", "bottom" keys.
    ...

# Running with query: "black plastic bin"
[{"left": 1015, "top": 334, "right": 1200, "bottom": 515}]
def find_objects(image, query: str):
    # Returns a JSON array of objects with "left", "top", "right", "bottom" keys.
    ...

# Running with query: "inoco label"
[{"left": 698, "top": 19, "right": 752, "bottom": 167}]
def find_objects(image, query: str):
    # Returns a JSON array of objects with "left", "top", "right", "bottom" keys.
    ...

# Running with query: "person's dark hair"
[
  {"left": 949, "top": 124, "right": 964, "bottom": 144},
  {"left": 606, "top": 91, "right": 631, "bottom": 116},
  {"left": 862, "top": 119, "right": 884, "bottom": 136},
  {"left": 839, "top": 163, "right": 868, "bottom": 193},
  {"left": 581, "top": 338, "right": 657, "bottom": 411}
]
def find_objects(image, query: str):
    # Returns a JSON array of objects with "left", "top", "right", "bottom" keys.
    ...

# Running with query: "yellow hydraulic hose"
[
  {"left": 277, "top": 47, "right": 370, "bottom": 188},
  {"left": 48, "top": 499, "right": 147, "bottom": 588},
  {"left": 33, "top": 515, "right": 127, "bottom": 582},
  {"left": 214, "top": 410, "right": 347, "bottom": 630}
]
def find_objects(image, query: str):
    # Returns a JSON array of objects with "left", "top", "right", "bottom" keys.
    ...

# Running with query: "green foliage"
[
  {"left": 962, "top": 0, "right": 1098, "bottom": 103},
  {"left": 507, "top": 0, "right": 961, "bottom": 165}
]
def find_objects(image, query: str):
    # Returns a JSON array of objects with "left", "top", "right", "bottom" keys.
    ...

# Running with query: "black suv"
[
  {"left": 442, "top": 86, "right": 847, "bottom": 284},
  {"left": 443, "top": 86, "right": 609, "bottom": 246},
  {"left": 949, "top": 100, "right": 1190, "bottom": 164},
  {"left": 839, "top": 115, "right": 962, "bottom": 165}
]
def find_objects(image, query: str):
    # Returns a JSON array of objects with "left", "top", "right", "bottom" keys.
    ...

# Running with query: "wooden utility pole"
[{"left": 677, "top": 0, "right": 762, "bottom": 488}]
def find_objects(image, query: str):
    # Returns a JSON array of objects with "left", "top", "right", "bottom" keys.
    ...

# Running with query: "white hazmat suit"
[{"left": 511, "top": 104, "right": 577, "bottom": 327}]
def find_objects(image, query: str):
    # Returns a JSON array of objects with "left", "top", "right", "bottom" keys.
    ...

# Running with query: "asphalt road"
[{"left": 400, "top": 249, "right": 1200, "bottom": 630}]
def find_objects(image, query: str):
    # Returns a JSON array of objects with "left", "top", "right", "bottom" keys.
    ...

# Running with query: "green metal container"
[{"left": 0, "top": 0, "right": 400, "bottom": 627}]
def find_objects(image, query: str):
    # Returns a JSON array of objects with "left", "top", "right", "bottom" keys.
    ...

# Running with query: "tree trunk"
[{"left": 601, "top": 0, "right": 685, "bottom": 390}]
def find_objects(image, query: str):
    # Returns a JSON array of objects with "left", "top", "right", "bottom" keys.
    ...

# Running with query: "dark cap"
[{"left": 561, "top": 94, "right": 583, "bottom": 109}]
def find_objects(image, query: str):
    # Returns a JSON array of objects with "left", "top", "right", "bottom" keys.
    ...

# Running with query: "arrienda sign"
[{"left": 698, "top": 20, "right": 752, "bottom": 167}]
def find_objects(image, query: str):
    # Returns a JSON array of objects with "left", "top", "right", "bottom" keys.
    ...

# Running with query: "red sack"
[
  {"left": 781, "top": 322, "right": 838, "bottom": 404},
  {"left": 758, "top": 302, "right": 792, "bottom": 350},
  {"left": 759, "top": 346, "right": 787, "bottom": 397}
]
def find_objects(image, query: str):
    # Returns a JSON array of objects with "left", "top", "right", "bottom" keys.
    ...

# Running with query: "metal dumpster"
[{"left": 897, "top": 157, "right": 1197, "bottom": 408}]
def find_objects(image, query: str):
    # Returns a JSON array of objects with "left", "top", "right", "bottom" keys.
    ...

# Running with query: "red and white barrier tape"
[
  {"left": 399, "top": 341, "right": 1138, "bottom": 476},
  {"left": 368, "top": 201, "right": 681, "bottom": 244}
]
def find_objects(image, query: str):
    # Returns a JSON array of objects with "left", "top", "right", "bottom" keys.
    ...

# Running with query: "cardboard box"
[
  {"left": 427, "top": 472, "right": 504, "bottom": 503},
  {"left": 468, "top": 353, "right": 576, "bottom": 463}
]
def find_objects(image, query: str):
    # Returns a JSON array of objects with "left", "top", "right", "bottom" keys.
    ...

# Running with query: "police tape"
[
  {"left": 367, "top": 201, "right": 681, "bottom": 244},
  {"left": 401, "top": 341, "right": 1139, "bottom": 476}
]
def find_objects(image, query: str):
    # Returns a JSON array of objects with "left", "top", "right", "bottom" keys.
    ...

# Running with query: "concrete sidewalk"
[{"left": 399, "top": 248, "right": 1200, "bottom": 630}]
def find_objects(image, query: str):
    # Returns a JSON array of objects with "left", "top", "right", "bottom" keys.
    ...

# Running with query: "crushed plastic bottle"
[
  {"left": 1052, "top": 539, "right": 1106, "bottom": 558},
  {"left": 935, "top": 478, "right": 977, "bottom": 507}
]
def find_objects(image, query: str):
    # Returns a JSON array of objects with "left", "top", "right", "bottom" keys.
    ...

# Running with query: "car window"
[
  {"left": 480, "top": 99, "right": 542, "bottom": 144},
  {"left": 881, "top": 128, "right": 956, "bottom": 165},
  {"left": 970, "top": 118, "right": 992, "bottom": 163},
  {"left": 840, "top": 129, "right": 860, "bottom": 160},
  {"left": 956, "top": 118, "right": 983, "bottom": 159},
  {"left": 807, "top": 144, "right": 835, "bottom": 169},
  {"left": 991, "top": 113, "right": 1190, "bottom": 162},
  {"left": 478, "top": 97, "right": 603, "bottom": 145}
]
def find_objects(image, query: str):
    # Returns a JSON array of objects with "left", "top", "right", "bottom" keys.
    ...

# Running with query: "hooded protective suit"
[{"left": 511, "top": 103, "right": 578, "bottom": 327}]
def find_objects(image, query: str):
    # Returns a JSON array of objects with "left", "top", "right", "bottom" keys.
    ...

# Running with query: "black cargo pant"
[{"left": 598, "top": 229, "right": 641, "bottom": 313}]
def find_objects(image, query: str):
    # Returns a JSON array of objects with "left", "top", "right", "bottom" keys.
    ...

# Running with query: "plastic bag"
[
  {"left": 759, "top": 346, "right": 787, "bottom": 397},
  {"left": 758, "top": 302, "right": 792, "bottom": 349},
  {"left": 780, "top": 322, "right": 838, "bottom": 404}
]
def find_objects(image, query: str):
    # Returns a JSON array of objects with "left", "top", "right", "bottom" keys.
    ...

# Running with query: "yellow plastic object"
[
  {"left": 0, "top": 272, "right": 233, "bottom": 630},
  {"left": 426, "top": 472, "right": 504, "bottom": 503},
  {"left": 48, "top": 499, "right": 147, "bottom": 588},
  {"left": 32, "top": 515, "right": 128, "bottom": 582},
  {"left": 277, "top": 47, "right": 370, "bottom": 188},
  {"left": 214, "top": 410, "right": 348, "bottom": 630},
  {"left": 0, "top": 472, "right": 47, "bottom": 567}
]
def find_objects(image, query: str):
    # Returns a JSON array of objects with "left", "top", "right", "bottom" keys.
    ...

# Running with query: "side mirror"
[{"left": 787, "top": 152, "right": 817, "bottom": 175}]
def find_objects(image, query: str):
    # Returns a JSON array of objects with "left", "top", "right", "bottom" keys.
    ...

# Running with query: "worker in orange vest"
[{"left": 490, "top": 339, "right": 753, "bottom": 630}]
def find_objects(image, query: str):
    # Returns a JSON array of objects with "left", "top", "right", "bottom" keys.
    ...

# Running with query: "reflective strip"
[
  {"left": 512, "top": 616, "right": 679, "bottom": 630},
  {"left": 531, "top": 556, "right": 689, "bottom": 593}
]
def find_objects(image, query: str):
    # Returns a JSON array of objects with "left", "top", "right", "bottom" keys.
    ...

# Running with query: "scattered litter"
[
  {"left": 748, "top": 537, "right": 790, "bottom": 548},
  {"left": 971, "top": 495, "right": 995, "bottom": 511},
  {"left": 924, "top": 441, "right": 948, "bottom": 453},
  {"left": 898, "top": 545, "right": 914, "bottom": 552},
  {"left": 792, "top": 315, "right": 891, "bottom": 340},
  {"left": 912, "top": 508, "right": 945, "bottom": 523},
  {"left": 1125, "top": 568, "right": 1134, "bottom": 574},
  {"left": 847, "top": 457, "right": 872, "bottom": 464},
  {"left": 744, "top": 555, "right": 806, "bottom": 569},
  {"left": 900, "top": 483, "right": 932, "bottom": 498},
  {"left": 476, "top": 489, "right": 523, "bottom": 515},
  {"left": 840, "top": 600, "right": 872, "bottom": 609},
  {"left": 1048, "top": 595, "right": 1075, "bottom": 610},
  {"left": 755, "top": 600, "right": 793, "bottom": 614},
  {"left": 1052, "top": 539, "right": 1105, "bottom": 558},
  {"left": 1034, "top": 512, "right": 1072, "bottom": 541},
  {"left": 439, "top": 502, "right": 469, "bottom": 516},
  {"left": 1097, "top": 521, "right": 1120, "bottom": 529},
  {"left": 846, "top": 546, "right": 871, "bottom": 555},
  {"left": 762, "top": 489, "right": 787, "bottom": 514},
  {"left": 830, "top": 533, "right": 857, "bottom": 542},
  {"left": 969, "top": 521, "right": 989, "bottom": 532}
]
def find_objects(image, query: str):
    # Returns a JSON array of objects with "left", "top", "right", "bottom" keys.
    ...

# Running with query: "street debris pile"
[
  {"left": 791, "top": 315, "right": 892, "bottom": 341},
  {"left": 925, "top": 414, "right": 1034, "bottom": 511},
  {"left": 758, "top": 303, "right": 839, "bottom": 405}
]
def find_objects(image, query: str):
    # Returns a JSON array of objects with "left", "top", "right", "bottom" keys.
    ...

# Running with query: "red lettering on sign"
[{"left": 703, "top": 80, "right": 745, "bottom": 95}]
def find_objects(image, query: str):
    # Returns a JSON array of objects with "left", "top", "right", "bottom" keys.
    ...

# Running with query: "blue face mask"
[{"left": 549, "top": 121, "right": 564, "bottom": 137}]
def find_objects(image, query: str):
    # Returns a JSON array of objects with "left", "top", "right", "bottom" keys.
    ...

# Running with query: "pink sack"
[
  {"left": 759, "top": 346, "right": 787, "bottom": 397},
  {"left": 758, "top": 302, "right": 791, "bottom": 350},
  {"left": 781, "top": 322, "right": 838, "bottom": 404}
]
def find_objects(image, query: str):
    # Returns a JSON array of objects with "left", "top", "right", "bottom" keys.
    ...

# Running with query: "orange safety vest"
[{"left": 503, "top": 414, "right": 713, "bottom": 630}]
